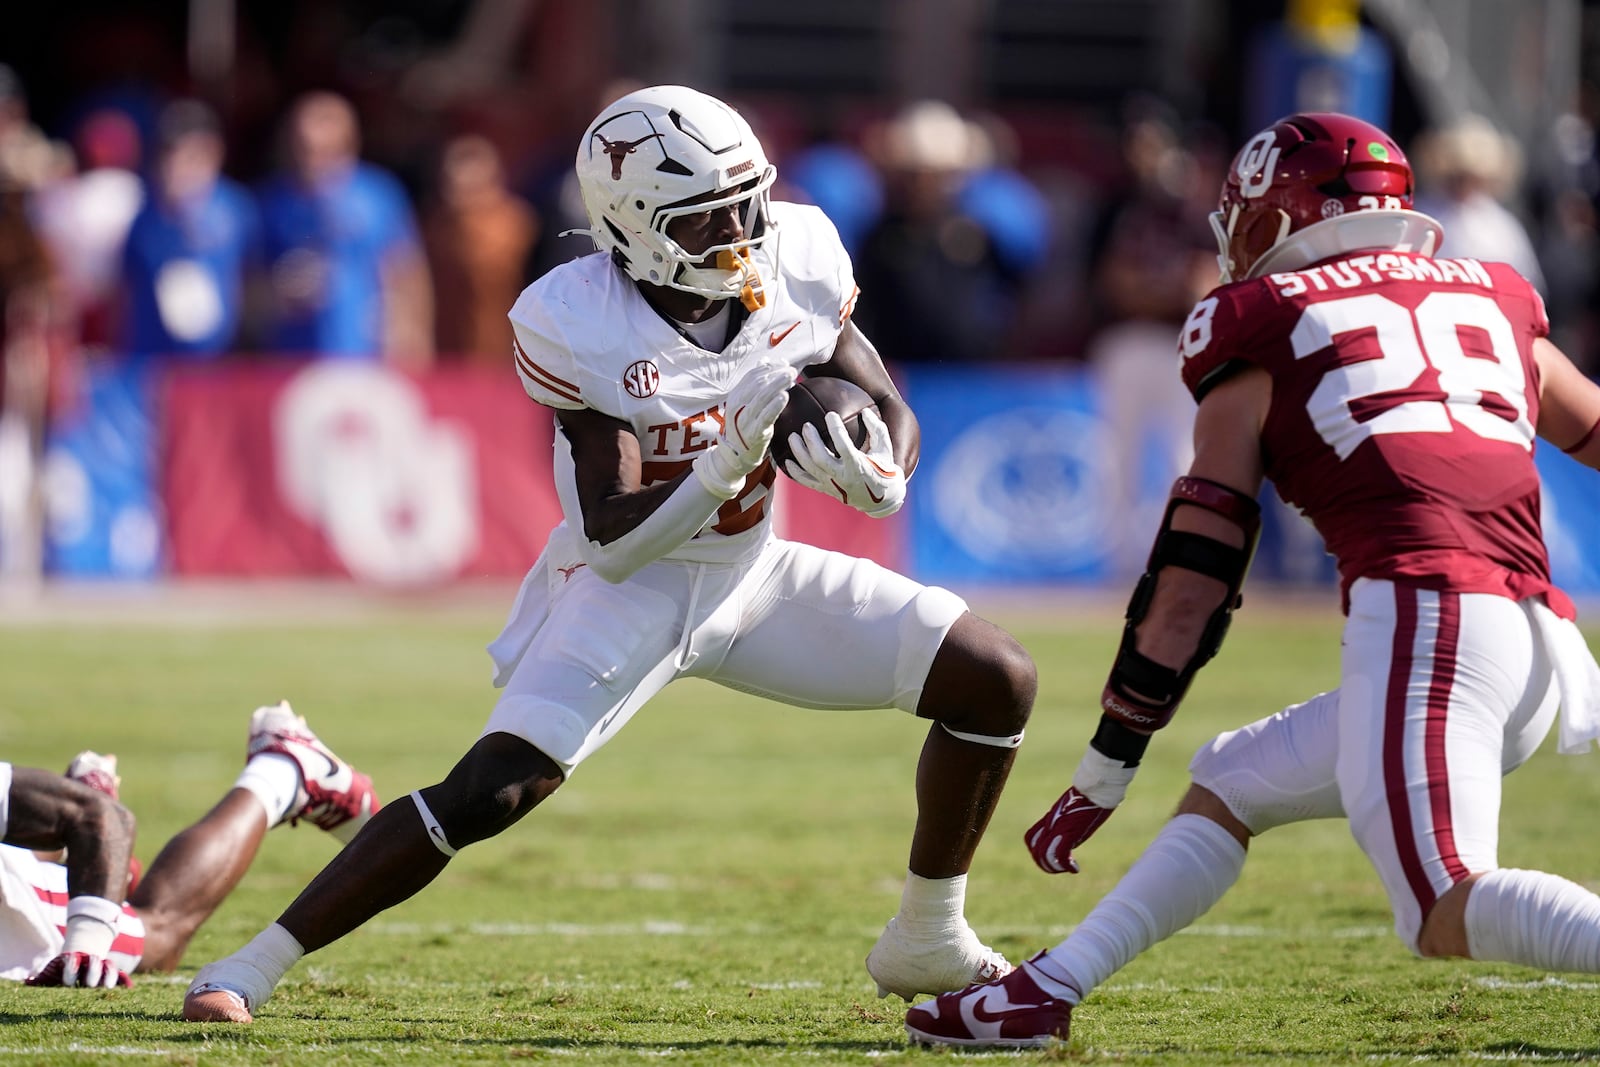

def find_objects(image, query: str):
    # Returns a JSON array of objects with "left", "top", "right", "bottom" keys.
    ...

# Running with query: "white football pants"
[
  {"left": 1190, "top": 578, "right": 1559, "bottom": 951},
  {"left": 482, "top": 532, "right": 966, "bottom": 776}
]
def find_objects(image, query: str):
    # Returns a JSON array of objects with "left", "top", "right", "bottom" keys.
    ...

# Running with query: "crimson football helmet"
[
  {"left": 1210, "top": 112, "right": 1443, "bottom": 283},
  {"left": 572, "top": 85, "right": 777, "bottom": 309}
]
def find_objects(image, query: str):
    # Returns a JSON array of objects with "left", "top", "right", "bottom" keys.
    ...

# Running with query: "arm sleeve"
[{"left": 550, "top": 429, "right": 729, "bottom": 583}]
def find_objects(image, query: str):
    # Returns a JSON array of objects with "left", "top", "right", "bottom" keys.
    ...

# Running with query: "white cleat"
[
  {"left": 248, "top": 700, "right": 379, "bottom": 835},
  {"left": 866, "top": 917, "right": 1013, "bottom": 1001}
]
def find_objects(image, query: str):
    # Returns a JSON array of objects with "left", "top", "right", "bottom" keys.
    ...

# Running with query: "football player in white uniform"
[
  {"left": 184, "top": 84, "right": 1037, "bottom": 1024},
  {"left": 3, "top": 702, "right": 375, "bottom": 989}
]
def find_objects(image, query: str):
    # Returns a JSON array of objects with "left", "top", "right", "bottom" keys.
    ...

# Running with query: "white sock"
[
  {"left": 1030, "top": 814, "right": 1246, "bottom": 1003},
  {"left": 234, "top": 922, "right": 305, "bottom": 999},
  {"left": 233, "top": 754, "right": 302, "bottom": 828},
  {"left": 1464, "top": 868, "right": 1600, "bottom": 972},
  {"left": 895, "top": 871, "right": 967, "bottom": 942}
]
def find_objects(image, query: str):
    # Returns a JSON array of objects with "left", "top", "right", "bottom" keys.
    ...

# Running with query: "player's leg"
[
  {"left": 139, "top": 702, "right": 380, "bottom": 971},
  {"left": 907, "top": 688, "right": 1345, "bottom": 1047},
  {"left": 907, "top": 612, "right": 1036, "bottom": 876},
  {"left": 1335, "top": 582, "right": 1600, "bottom": 973},
  {"left": 185, "top": 560, "right": 686, "bottom": 1022},
  {"left": 709, "top": 541, "right": 1034, "bottom": 999},
  {"left": 131, "top": 792, "right": 267, "bottom": 971},
  {"left": 869, "top": 612, "right": 1034, "bottom": 999},
  {"left": 184, "top": 731, "right": 562, "bottom": 1023},
  {"left": 1403, "top": 594, "right": 1600, "bottom": 968}
]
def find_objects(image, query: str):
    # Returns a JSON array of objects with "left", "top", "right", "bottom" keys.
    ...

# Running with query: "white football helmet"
[{"left": 572, "top": 84, "right": 777, "bottom": 309}]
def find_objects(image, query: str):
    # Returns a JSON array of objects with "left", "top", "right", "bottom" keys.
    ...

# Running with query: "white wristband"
[
  {"left": 1072, "top": 746, "right": 1138, "bottom": 809},
  {"left": 691, "top": 444, "right": 747, "bottom": 500},
  {"left": 63, "top": 895, "right": 121, "bottom": 957}
]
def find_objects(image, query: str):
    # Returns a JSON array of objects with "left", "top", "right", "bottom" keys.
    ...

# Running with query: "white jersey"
[
  {"left": 509, "top": 202, "right": 859, "bottom": 565},
  {"left": 0, "top": 844, "right": 145, "bottom": 980}
]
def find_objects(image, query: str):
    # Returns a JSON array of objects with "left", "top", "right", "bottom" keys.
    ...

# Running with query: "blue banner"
[
  {"left": 903, "top": 363, "right": 1600, "bottom": 601},
  {"left": 1538, "top": 445, "right": 1600, "bottom": 600},
  {"left": 905, "top": 365, "right": 1120, "bottom": 585},
  {"left": 43, "top": 361, "right": 162, "bottom": 578}
]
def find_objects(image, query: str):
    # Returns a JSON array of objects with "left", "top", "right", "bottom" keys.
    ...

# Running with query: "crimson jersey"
[{"left": 1178, "top": 251, "right": 1570, "bottom": 617}]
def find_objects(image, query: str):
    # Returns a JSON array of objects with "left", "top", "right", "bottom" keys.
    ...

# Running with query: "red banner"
[
  {"left": 162, "top": 363, "right": 559, "bottom": 582},
  {"left": 161, "top": 362, "right": 896, "bottom": 584}
]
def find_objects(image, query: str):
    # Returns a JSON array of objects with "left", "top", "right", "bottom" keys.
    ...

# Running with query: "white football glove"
[
  {"left": 784, "top": 407, "right": 907, "bottom": 517},
  {"left": 693, "top": 361, "right": 797, "bottom": 499}
]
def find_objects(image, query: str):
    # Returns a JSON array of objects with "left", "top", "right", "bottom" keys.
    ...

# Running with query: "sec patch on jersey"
[{"left": 769, "top": 376, "right": 878, "bottom": 472}]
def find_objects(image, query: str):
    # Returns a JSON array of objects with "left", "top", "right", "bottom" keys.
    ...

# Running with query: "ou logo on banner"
[{"left": 275, "top": 363, "right": 478, "bottom": 585}]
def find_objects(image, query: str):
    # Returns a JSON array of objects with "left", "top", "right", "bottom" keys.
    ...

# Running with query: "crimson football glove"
[
  {"left": 26, "top": 951, "right": 132, "bottom": 989},
  {"left": 784, "top": 408, "right": 906, "bottom": 517},
  {"left": 1025, "top": 787, "right": 1115, "bottom": 874},
  {"left": 1025, "top": 747, "right": 1139, "bottom": 874}
]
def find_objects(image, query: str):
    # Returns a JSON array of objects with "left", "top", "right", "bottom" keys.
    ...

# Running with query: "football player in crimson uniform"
[
  {"left": 184, "top": 85, "right": 1035, "bottom": 1024},
  {"left": 908, "top": 112, "right": 1600, "bottom": 1049},
  {"left": 2, "top": 703, "right": 376, "bottom": 990}
]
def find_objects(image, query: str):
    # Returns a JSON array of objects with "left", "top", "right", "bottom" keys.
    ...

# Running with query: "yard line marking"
[
  {"left": 368, "top": 920, "right": 722, "bottom": 936},
  {"left": 1009, "top": 922, "right": 1393, "bottom": 939},
  {"left": 0, "top": 1047, "right": 173, "bottom": 1058},
  {"left": 1474, "top": 975, "right": 1600, "bottom": 991},
  {"left": 368, "top": 918, "right": 1399, "bottom": 941}
]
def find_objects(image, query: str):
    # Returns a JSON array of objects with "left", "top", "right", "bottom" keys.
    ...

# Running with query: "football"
[{"left": 768, "top": 376, "right": 878, "bottom": 473}]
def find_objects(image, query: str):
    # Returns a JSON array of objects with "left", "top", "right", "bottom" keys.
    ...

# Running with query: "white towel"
[
  {"left": 486, "top": 552, "right": 552, "bottom": 688},
  {"left": 1530, "top": 599, "right": 1600, "bottom": 755}
]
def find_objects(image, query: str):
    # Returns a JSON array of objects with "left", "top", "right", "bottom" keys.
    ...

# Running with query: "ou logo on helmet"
[
  {"left": 1235, "top": 130, "right": 1281, "bottom": 199},
  {"left": 275, "top": 363, "right": 477, "bottom": 585}
]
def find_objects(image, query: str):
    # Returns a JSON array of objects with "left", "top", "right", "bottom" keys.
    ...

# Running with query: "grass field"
[{"left": 3, "top": 591, "right": 1600, "bottom": 1065}]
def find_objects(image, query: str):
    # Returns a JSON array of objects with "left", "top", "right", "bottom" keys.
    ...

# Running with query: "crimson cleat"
[
  {"left": 904, "top": 953, "right": 1074, "bottom": 1048},
  {"left": 248, "top": 701, "right": 379, "bottom": 834},
  {"left": 65, "top": 750, "right": 121, "bottom": 801}
]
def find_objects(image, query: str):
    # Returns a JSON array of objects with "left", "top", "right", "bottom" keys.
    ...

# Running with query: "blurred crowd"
[{"left": 2, "top": 55, "right": 1599, "bottom": 445}]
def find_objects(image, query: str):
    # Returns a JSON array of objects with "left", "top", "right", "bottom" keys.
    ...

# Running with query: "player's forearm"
[
  {"left": 1131, "top": 568, "right": 1232, "bottom": 678},
  {"left": 574, "top": 472, "right": 727, "bottom": 583},
  {"left": 62, "top": 803, "right": 136, "bottom": 903}
]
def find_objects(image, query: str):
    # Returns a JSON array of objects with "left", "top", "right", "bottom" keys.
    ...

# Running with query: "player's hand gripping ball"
[
  {"left": 772, "top": 377, "right": 907, "bottom": 518},
  {"left": 768, "top": 376, "right": 877, "bottom": 471}
]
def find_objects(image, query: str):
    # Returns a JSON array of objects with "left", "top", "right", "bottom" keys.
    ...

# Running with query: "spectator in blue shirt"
[
  {"left": 255, "top": 92, "right": 432, "bottom": 365},
  {"left": 120, "top": 100, "right": 258, "bottom": 361}
]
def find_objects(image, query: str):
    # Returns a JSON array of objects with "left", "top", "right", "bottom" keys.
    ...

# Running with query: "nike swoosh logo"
[
  {"left": 768, "top": 322, "right": 800, "bottom": 346},
  {"left": 866, "top": 486, "right": 884, "bottom": 503},
  {"left": 967, "top": 988, "right": 1035, "bottom": 1024}
]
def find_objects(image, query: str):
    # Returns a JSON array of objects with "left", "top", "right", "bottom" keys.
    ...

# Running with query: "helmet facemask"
[{"left": 652, "top": 171, "right": 778, "bottom": 310}]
